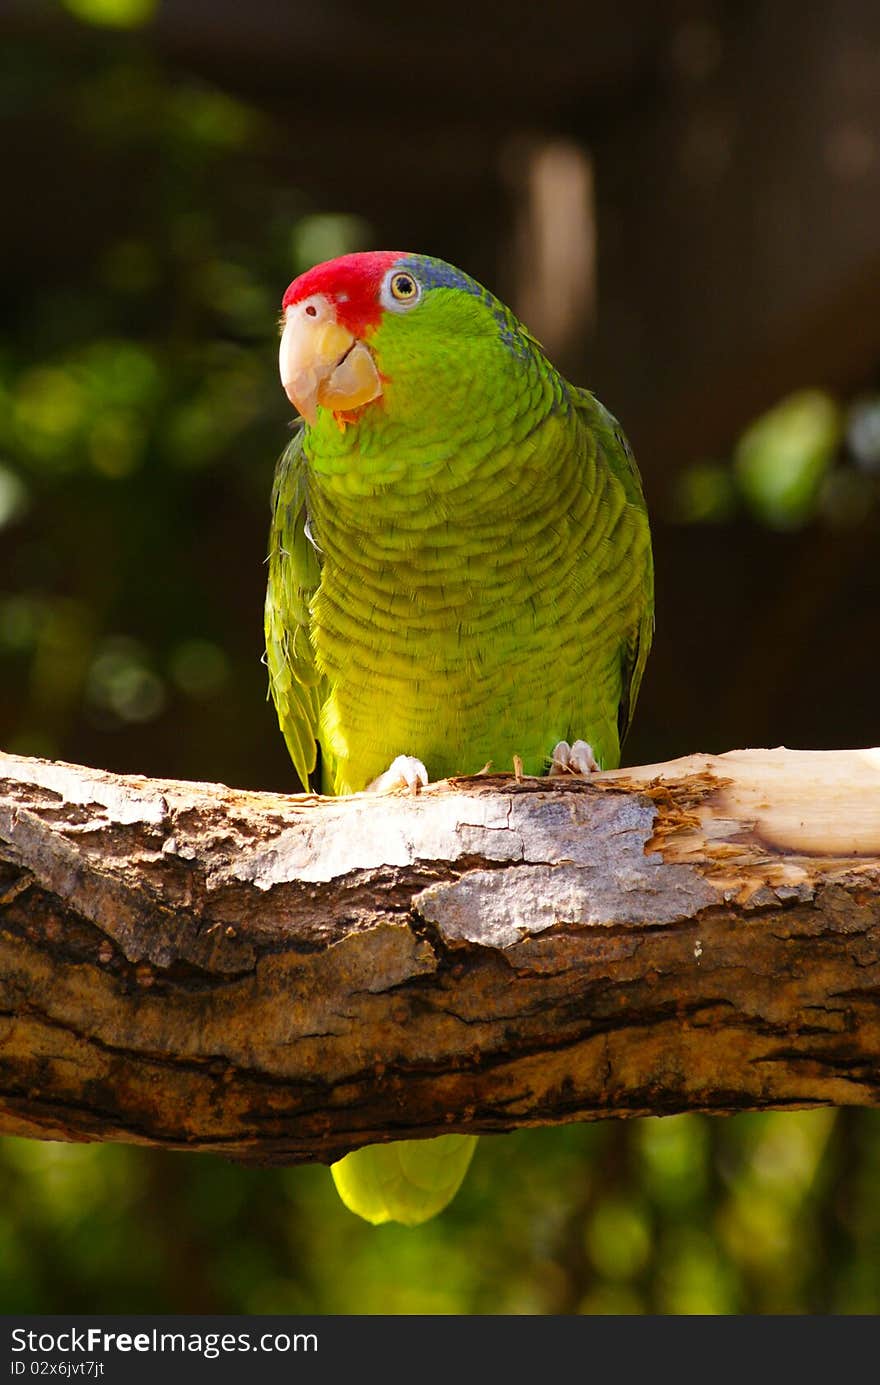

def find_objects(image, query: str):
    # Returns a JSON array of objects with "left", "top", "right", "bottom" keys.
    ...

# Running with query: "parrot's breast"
[{"left": 306, "top": 412, "right": 641, "bottom": 794}]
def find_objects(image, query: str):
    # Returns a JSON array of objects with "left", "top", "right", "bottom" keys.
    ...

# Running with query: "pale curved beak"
[{"left": 279, "top": 296, "right": 383, "bottom": 425}]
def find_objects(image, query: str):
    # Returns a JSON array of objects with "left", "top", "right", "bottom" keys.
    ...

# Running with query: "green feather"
[
  {"left": 266, "top": 254, "right": 654, "bottom": 1223},
  {"left": 331, "top": 1136, "right": 478, "bottom": 1227},
  {"left": 264, "top": 428, "right": 323, "bottom": 789}
]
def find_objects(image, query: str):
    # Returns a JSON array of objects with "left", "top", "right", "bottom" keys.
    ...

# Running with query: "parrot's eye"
[
  {"left": 390, "top": 272, "right": 417, "bottom": 300},
  {"left": 383, "top": 270, "right": 422, "bottom": 312}
]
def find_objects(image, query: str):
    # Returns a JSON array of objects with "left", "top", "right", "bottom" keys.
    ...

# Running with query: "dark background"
[{"left": 1, "top": 0, "right": 879, "bottom": 1313}]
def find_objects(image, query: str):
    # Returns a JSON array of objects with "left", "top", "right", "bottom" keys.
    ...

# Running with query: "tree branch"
[{"left": 1, "top": 747, "right": 879, "bottom": 1164}]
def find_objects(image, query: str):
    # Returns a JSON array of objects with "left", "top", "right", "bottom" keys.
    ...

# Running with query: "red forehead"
[{"left": 282, "top": 251, "right": 405, "bottom": 335}]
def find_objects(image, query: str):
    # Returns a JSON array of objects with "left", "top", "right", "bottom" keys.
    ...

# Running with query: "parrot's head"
[{"left": 278, "top": 251, "right": 538, "bottom": 433}]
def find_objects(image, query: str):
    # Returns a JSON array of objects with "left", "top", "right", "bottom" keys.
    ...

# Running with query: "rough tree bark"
[{"left": 1, "top": 747, "right": 879, "bottom": 1165}]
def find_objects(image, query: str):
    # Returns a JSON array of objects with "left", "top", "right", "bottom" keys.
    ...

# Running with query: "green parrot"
[{"left": 265, "top": 251, "right": 653, "bottom": 1225}]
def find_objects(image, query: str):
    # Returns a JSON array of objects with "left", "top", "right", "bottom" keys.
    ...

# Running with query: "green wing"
[
  {"left": 264, "top": 427, "right": 324, "bottom": 790},
  {"left": 574, "top": 389, "right": 655, "bottom": 749}
]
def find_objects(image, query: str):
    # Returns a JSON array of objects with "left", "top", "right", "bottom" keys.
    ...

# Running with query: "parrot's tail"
[{"left": 330, "top": 1134, "right": 478, "bottom": 1226}]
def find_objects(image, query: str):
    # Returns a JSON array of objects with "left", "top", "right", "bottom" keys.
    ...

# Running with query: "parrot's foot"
[
  {"left": 549, "top": 739, "right": 599, "bottom": 776},
  {"left": 368, "top": 755, "right": 429, "bottom": 794}
]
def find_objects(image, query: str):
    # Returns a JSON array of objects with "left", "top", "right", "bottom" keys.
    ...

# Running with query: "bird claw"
[
  {"left": 368, "top": 755, "right": 430, "bottom": 794},
  {"left": 549, "top": 739, "right": 600, "bottom": 776}
]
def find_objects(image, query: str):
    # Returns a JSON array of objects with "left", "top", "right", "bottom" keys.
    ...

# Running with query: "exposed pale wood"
[{"left": 1, "top": 747, "right": 879, "bottom": 1165}]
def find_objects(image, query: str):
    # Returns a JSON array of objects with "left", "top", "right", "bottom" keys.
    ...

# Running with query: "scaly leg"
[
  {"left": 368, "top": 754, "right": 430, "bottom": 794},
  {"left": 549, "top": 739, "right": 600, "bottom": 776}
]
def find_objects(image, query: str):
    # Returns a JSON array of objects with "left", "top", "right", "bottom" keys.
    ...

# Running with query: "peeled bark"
[{"left": 0, "top": 746, "right": 879, "bottom": 1164}]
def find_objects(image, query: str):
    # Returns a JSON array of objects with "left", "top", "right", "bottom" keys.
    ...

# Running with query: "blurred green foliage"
[
  {"left": 734, "top": 390, "right": 842, "bottom": 530},
  {"left": 4, "top": 1111, "right": 880, "bottom": 1314},
  {"left": 3, "top": 18, "right": 880, "bottom": 1317},
  {"left": 672, "top": 388, "right": 880, "bottom": 530},
  {"left": 59, "top": 0, "right": 158, "bottom": 30}
]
